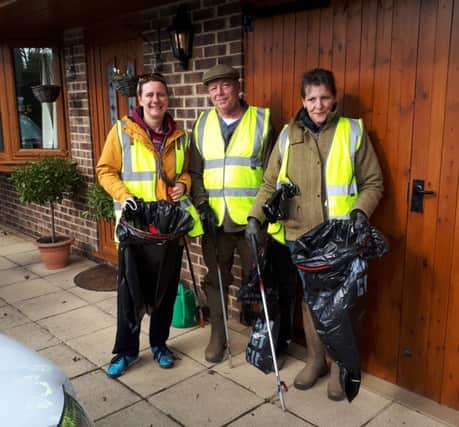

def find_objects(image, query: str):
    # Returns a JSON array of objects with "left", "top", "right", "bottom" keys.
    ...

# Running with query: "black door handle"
[
  {"left": 414, "top": 185, "right": 435, "bottom": 196},
  {"left": 411, "top": 179, "right": 435, "bottom": 213}
]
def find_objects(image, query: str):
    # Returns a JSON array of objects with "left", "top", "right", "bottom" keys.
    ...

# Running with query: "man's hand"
[
  {"left": 122, "top": 197, "right": 137, "bottom": 212},
  {"left": 245, "top": 217, "right": 261, "bottom": 244},
  {"left": 198, "top": 202, "right": 217, "bottom": 234}
]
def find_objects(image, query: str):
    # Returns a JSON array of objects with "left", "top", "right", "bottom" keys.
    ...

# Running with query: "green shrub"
[{"left": 82, "top": 183, "right": 115, "bottom": 221}]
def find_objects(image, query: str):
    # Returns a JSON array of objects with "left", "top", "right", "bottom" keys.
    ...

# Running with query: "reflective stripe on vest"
[
  {"left": 267, "top": 117, "right": 362, "bottom": 244},
  {"left": 113, "top": 119, "right": 203, "bottom": 239},
  {"left": 194, "top": 106, "right": 270, "bottom": 225}
]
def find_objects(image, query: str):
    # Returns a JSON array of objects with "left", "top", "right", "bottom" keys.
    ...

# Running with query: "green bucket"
[{"left": 172, "top": 282, "right": 197, "bottom": 328}]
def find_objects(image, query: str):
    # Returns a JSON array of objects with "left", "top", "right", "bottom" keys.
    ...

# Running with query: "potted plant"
[
  {"left": 10, "top": 156, "right": 84, "bottom": 269},
  {"left": 30, "top": 48, "right": 61, "bottom": 103},
  {"left": 82, "top": 183, "right": 114, "bottom": 221},
  {"left": 112, "top": 67, "right": 138, "bottom": 97}
]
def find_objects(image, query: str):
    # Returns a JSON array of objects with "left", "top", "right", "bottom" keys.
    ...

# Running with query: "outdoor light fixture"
[{"left": 167, "top": 4, "right": 194, "bottom": 70}]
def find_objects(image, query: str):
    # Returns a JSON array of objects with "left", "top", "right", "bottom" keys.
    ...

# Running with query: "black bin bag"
[
  {"left": 116, "top": 200, "right": 194, "bottom": 334},
  {"left": 292, "top": 220, "right": 388, "bottom": 402}
]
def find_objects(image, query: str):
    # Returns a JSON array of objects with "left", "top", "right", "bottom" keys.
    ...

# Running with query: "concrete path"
[{"left": 1, "top": 225, "right": 458, "bottom": 427}]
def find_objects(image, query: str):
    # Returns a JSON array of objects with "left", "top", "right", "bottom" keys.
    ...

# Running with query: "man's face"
[
  {"left": 207, "top": 78, "right": 241, "bottom": 116},
  {"left": 301, "top": 84, "right": 336, "bottom": 126}
]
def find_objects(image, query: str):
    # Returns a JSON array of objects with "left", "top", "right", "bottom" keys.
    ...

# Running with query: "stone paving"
[{"left": 1, "top": 224, "right": 458, "bottom": 427}]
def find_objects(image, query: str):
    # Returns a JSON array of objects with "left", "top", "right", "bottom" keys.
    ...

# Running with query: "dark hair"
[
  {"left": 300, "top": 68, "right": 337, "bottom": 98},
  {"left": 137, "top": 73, "right": 169, "bottom": 97}
]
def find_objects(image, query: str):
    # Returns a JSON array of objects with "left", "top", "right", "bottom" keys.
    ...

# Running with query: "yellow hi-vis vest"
[
  {"left": 113, "top": 119, "right": 203, "bottom": 239},
  {"left": 194, "top": 106, "right": 270, "bottom": 226},
  {"left": 268, "top": 117, "right": 363, "bottom": 244}
]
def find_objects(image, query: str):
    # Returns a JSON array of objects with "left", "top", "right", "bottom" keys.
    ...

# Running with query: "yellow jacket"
[{"left": 96, "top": 116, "right": 191, "bottom": 204}]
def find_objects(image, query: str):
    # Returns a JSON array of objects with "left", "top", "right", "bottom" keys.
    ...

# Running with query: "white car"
[{"left": 0, "top": 333, "right": 93, "bottom": 427}]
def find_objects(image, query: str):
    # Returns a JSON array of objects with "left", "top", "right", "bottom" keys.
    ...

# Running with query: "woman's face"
[
  {"left": 301, "top": 84, "right": 336, "bottom": 126},
  {"left": 138, "top": 81, "right": 169, "bottom": 123}
]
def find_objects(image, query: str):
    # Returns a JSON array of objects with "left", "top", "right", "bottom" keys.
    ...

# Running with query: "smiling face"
[
  {"left": 137, "top": 80, "right": 169, "bottom": 125},
  {"left": 301, "top": 84, "right": 336, "bottom": 126},
  {"left": 207, "top": 78, "right": 241, "bottom": 118}
]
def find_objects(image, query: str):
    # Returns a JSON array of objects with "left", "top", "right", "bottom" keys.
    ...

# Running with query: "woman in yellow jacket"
[{"left": 96, "top": 73, "right": 190, "bottom": 377}]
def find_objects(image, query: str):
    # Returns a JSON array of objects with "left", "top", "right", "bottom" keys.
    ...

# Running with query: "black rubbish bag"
[
  {"left": 292, "top": 220, "right": 388, "bottom": 402},
  {"left": 246, "top": 313, "right": 281, "bottom": 374},
  {"left": 262, "top": 183, "right": 299, "bottom": 223},
  {"left": 116, "top": 200, "right": 193, "bottom": 334}
]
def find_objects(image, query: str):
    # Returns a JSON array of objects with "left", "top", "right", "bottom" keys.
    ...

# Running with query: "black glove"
[
  {"left": 198, "top": 201, "right": 217, "bottom": 234},
  {"left": 245, "top": 217, "right": 261, "bottom": 243},
  {"left": 350, "top": 209, "right": 370, "bottom": 244}
]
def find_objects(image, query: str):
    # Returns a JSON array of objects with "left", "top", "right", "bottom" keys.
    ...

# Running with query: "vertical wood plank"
[
  {"left": 281, "top": 13, "right": 296, "bottom": 124},
  {"left": 423, "top": 0, "right": 454, "bottom": 402},
  {"left": 292, "top": 10, "right": 308, "bottom": 115},
  {"left": 318, "top": 5, "right": 333, "bottom": 70},
  {"left": 270, "top": 14, "right": 284, "bottom": 135},
  {"left": 440, "top": 0, "right": 459, "bottom": 409}
]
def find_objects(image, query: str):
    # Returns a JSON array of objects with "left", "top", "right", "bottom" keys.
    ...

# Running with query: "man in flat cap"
[{"left": 190, "top": 64, "right": 275, "bottom": 363}]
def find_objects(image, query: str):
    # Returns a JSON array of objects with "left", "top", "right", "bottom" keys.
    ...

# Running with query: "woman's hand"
[{"left": 168, "top": 182, "right": 186, "bottom": 202}]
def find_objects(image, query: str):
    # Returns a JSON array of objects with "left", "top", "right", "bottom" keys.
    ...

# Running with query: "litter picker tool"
[
  {"left": 249, "top": 234, "right": 287, "bottom": 411},
  {"left": 209, "top": 225, "right": 233, "bottom": 368},
  {"left": 183, "top": 239, "right": 206, "bottom": 328}
]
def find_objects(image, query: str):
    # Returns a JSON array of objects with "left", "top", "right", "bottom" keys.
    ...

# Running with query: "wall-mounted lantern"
[{"left": 167, "top": 4, "right": 193, "bottom": 70}]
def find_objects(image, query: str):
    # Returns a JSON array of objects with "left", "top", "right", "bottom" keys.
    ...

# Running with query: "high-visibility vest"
[
  {"left": 268, "top": 117, "right": 363, "bottom": 244},
  {"left": 113, "top": 119, "right": 203, "bottom": 239},
  {"left": 193, "top": 106, "right": 270, "bottom": 225}
]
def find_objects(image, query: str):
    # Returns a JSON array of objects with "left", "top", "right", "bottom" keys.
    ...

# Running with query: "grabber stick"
[
  {"left": 209, "top": 226, "right": 233, "bottom": 368},
  {"left": 249, "top": 235, "right": 287, "bottom": 411},
  {"left": 184, "top": 238, "right": 206, "bottom": 328}
]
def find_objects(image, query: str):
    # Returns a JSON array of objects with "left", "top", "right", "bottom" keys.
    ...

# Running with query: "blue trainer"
[
  {"left": 106, "top": 354, "right": 139, "bottom": 378},
  {"left": 152, "top": 345, "right": 175, "bottom": 369}
]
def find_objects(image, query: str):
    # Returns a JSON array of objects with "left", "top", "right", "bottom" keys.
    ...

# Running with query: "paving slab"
[
  {"left": 0, "top": 277, "right": 60, "bottom": 303},
  {"left": 0, "top": 304, "right": 30, "bottom": 330},
  {"left": 45, "top": 264, "right": 95, "bottom": 289},
  {"left": 72, "top": 370, "right": 141, "bottom": 421},
  {"left": 117, "top": 348, "right": 206, "bottom": 397},
  {"left": 214, "top": 352, "right": 305, "bottom": 400},
  {"left": 95, "top": 400, "right": 181, "bottom": 427},
  {"left": 149, "top": 370, "right": 263, "bottom": 427},
  {"left": 0, "top": 241, "right": 37, "bottom": 256},
  {"left": 67, "top": 285, "right": 117, "bottom": 304},
  {"left": 4, "top": 321, "right": 59, "bottom": 350},
  {"left": 0, "top": 232, "right": 26, "bottom": 247},
  {"left": 366, "top": 402, "right": 451, "bottom": 426},
  {"left": 38, "top": 304, "right": 115, "bottom": 341},
  {"left": 169, "top": 324, "right": 248, "bottom": 367},
  {"left": 228, "top": 402, "right": 313, "bottom": 427},
  {"left": 283, "top": 378, "right": 391, "bottom": 427},
  {"left": 5, "top": 250, "right": 41, "bottom": 266},
  {"left": 14, "top": 289, "right": 87, "bottom": 321},
  {"left": 25, "top": 256, "right": 97, "bottom": 277},
  {"left": 0, "top": 256, "right": 17, "bottom": 270},
  {"left": 95, "top": 295, "right": 117, "bottom": 317},
  {"left": 39, "top": 342, "right": 96, "bottom": 378},
  {"left": 0, "top": 266, "right": 38, "bottom": 287}
]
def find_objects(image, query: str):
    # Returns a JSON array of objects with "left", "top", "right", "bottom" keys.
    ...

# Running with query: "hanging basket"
[
  {"left": 31, "top": 84, "right": 61, "bottom": 103},
  {"left": 112, "top": 76, "right": 138, "bottom": 97}
]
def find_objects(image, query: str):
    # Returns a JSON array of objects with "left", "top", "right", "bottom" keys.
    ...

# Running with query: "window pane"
[{"left": 12, "top": 48, "right": 59, "bottom": 150}]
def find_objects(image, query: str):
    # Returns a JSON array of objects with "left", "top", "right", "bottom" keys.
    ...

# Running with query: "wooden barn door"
[
  {"left": 245, "top": 0, "right": 459, "bottom": 409},
  {"left": 88, "top": 37, "right": 143, "bottom": 264}
]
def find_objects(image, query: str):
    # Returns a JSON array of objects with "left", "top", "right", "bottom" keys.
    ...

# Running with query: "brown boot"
[
  {"left": 294, "top": 303, "right": 328, "bottom": 390},
  {"left": 327, "top": 361, "right": 346, "bottom": 401},
  {"left": 205, "top": 287, "right": 226, "bottom": 363}
]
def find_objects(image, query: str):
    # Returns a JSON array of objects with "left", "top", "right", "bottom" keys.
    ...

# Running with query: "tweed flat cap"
[{"left": 202, "top": 64, "right": 239, "bottom": 85}]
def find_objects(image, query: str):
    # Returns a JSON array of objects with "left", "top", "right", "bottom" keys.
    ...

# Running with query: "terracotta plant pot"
[{"left": 36, "top": 236, "right": 74, "bottom": 270}]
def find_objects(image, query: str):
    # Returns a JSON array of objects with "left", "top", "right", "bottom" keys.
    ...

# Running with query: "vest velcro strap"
[
  {"left": 207, "top": 188, "right": 259, "bottom": 197},
  {"left": 121, "top": 171, "right": 155, "bottom": 181},
  {"left": 327, "top": 182, "right": 358, "bottom": 196}
]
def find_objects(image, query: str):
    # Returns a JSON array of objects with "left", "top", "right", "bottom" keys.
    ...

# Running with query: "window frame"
[{"left": 0, "top": 41, "right": 69, "bottom": 172}]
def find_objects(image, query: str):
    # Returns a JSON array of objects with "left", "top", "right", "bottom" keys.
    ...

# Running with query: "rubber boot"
[
  {"left": 205, "top": 287, "right": 226, "bottom": 363},
  {"left": 327, "top": 360, "right": 346, "bottom": 401},
  {"left": 294, "top": 302, "right": 328, "bottom": 390}
]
